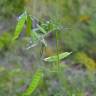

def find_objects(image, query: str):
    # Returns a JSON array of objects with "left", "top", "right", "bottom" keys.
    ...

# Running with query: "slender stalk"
[{"left": 55, "top": 31, "right": 60, "bottom": 71}]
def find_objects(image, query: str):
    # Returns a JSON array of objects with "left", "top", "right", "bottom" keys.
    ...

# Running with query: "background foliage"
[
  {"left": 0, "top": 0, "right": 96, "bottom": 96},
  {"left": 0, "top": 0, "right": 25, "bottom": 18}
]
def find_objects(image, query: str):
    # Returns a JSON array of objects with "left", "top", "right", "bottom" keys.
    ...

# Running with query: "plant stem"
[{"left": 56, "top": 31, "right": 60, "bottom": 71}]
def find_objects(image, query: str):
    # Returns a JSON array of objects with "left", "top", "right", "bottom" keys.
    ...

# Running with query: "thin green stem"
[{"left": 55, "top": 31, "right": 60, "bottom": 71}]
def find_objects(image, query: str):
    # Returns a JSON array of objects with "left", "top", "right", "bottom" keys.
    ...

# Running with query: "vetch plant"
[{"left": 12, "top": 11, "right": 72, "bottom": 96}]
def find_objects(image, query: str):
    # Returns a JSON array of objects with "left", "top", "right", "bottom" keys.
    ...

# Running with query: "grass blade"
[{"left": 37, "top": 24, "right": 47, "bottom": 34}]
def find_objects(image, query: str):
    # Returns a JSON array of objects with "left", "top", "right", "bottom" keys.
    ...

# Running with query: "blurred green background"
[{"left": 0, "top": 0, "right": 96, "bottom": 95}]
